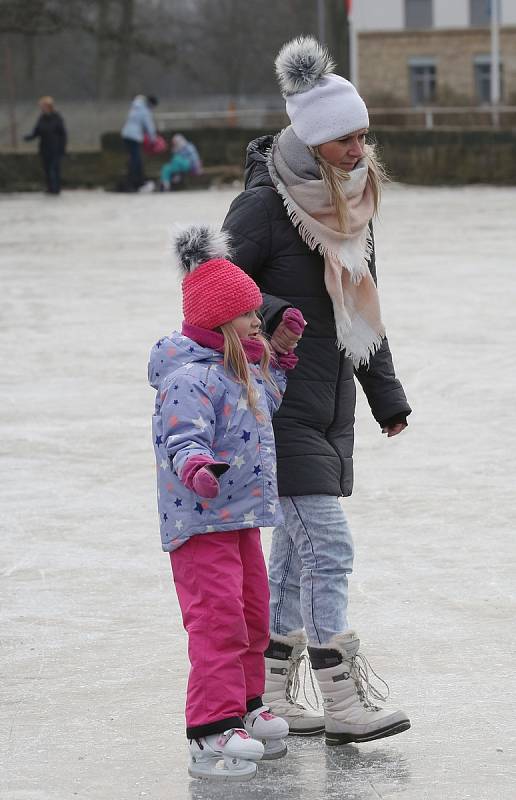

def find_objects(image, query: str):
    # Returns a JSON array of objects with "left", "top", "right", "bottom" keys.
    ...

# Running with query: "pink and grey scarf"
[{"left": 268, "top": 127, "right": 385, "bottom": 367}]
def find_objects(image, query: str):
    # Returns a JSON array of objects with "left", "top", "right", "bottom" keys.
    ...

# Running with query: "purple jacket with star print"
[{"left": 148, "top": 331, "right": 286, "bottom": 551}]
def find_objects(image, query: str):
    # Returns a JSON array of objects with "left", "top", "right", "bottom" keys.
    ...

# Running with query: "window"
[
  {"left": 474, "top": 55, "right": 504, "bottom": 103},
  {"left": 470, "top": 0, "right": 500, "bottom": 27},
  {"left": 409, "top": 58, "right": 436, "bottom": 105},
  {"left": 405, "top": 0, "right": 433, "bottom": 29}
]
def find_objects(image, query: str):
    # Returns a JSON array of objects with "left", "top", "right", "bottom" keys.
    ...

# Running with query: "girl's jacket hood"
[
  {"left": 148, "top": 331, "right": 220, "bottom": 391},
  {"left": 149, "top": 330, "right": 286, "bottom": 552}
]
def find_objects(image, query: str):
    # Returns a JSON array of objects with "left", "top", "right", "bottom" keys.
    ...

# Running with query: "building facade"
[{"left": 353, "top": 0, "right": 516, "bottom": 106}]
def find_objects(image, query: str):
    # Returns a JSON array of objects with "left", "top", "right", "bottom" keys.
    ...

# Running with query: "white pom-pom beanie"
[{"left": 276, "top": 36, "right": 369, "bottom": 146}]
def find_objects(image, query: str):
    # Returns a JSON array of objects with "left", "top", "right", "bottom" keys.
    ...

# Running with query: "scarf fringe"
[{"left": 335, "top": 314, "right": 385, "bottom": 368}]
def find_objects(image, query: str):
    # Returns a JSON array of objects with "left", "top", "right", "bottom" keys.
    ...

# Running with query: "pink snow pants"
[{"left": 170, "top": 528, "right": 269, "bottom": 736}]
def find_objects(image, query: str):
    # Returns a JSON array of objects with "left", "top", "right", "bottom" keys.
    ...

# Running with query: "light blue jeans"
[{"left": 268, "top": 495, "right": 354, "bottom": 646}]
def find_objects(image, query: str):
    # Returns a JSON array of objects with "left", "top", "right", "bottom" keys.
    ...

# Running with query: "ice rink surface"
[{"left": 1, "top": 184, "right": 515, "bottom": 800}]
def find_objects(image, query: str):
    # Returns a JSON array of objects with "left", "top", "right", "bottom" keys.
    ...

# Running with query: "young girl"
[{"left": 148, "top": 226, "right": 304, "bottom": 781}]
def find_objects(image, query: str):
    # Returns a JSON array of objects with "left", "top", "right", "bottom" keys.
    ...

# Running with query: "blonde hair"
[
  {"left": 219, "top": 322, "right": 278, "bottom": 414},
  {"left": 38, "top": 96, "right": 55, "bottom": 111},
  {"left": 312, "top": 142, "right": 388, "bottom": 232}
]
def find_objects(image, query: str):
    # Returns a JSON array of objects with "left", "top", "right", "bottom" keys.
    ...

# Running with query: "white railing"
[{"left": 156, "top": 105, "right": 516, "bottom": 131}]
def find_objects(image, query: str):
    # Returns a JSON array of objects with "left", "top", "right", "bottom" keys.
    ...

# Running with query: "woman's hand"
[{"left": 381, "top": 422, "right": 407, "bottom": 438}]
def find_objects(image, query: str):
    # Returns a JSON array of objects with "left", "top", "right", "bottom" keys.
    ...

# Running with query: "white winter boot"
[
  {"left": 188, "top": 728, "right": 264, "bottom": 781},
  {"left": 263, "top": 630, "right": 325, "bottom": 735},
  {"left": 244, "top": 705, "right": 289, "bottom": 759},
  {"left": 308, "top": 631, "right": 411, "bottom": 746}
]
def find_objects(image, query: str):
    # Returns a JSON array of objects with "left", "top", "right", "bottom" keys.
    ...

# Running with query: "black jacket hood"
[{"left": 243, "top": 135, "right": 275, "bottom": 190}]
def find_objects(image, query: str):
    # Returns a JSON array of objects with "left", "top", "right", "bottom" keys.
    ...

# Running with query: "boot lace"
[
  {"left": 286, "top": 652, "right": 320, "bottom": 711},
  {"left": 350, "top": 652, "right": 390, "bottom": 712}
]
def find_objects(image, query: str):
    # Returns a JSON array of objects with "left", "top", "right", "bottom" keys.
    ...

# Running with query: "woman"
[
  {"left": 121, "top": 94, "right": 158, "bottom": 191},
  {"left": 222, "top": 36, "right": 412, "bottom": 746},
  {"left": 160, "top": 133, "right": 203, "bottom": 190},
  {"left": 24, "top": 96, "right": 67, "bottom": 194}
]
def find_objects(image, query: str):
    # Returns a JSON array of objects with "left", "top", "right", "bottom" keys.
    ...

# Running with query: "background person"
[
  {"left": 223, "top": 36, "right": 412, "bottom": 745},
  {"left": 160, "top": 133, "right": 203, "bottom": 190},
  {"left": 121, "top": 94, "right": 158, "bottom": 191},
  {"left": 24, "top": 96, "right": 67, "bottom": 194}
]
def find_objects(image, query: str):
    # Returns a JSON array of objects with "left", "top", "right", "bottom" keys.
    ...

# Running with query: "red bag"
[{"left": 143, "top": 134, "right": 167, "bottom": 155}]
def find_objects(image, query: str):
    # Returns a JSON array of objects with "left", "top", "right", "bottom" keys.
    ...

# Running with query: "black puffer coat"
[
  {"left": 25, "top": 112, "right": 67, "bottom": 158},
  {"left": 222, "top": 136, "right": 411, "bottom": 498}
]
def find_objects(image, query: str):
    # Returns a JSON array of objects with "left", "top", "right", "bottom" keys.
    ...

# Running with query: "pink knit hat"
[{"left": 174, "top": 226, "right": 262, "bottom": 330}]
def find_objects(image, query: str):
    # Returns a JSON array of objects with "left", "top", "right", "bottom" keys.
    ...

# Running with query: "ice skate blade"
[
  {"left": 287, "top": 724, "right": 325, "bottom": 736},
  {"left": 261, "top": 739, "right": 288, "bottom": 760},
  {"left": 188, "top": 756, "right": 257, "bottom": 781},
  {"left": 325, "top": 719, "right": 411, "bottom": 746}
]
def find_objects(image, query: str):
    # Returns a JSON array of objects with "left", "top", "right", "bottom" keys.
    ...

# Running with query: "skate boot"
[
  {"left": 188, "top": 727, "right": 264, "bottom": 781},
  {"left": 308, "top": 631, "right": 411, "bottom": 746},
  {"left": 263, "top": 630, "right": 325, "bottom": 735},
  {"left": 244, "top": 705, "right": 289, "bottom": 759}
]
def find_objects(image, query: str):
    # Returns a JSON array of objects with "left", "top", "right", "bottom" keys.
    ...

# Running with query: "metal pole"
[
  {"left": 4, "top": 39, "right": 18, "bottom": 149},
  {"left": 348, "top": 7, "right": 358, "bottom": 88},
  {"left": 490, "top": 0, "right": 501, "bottom": 126},
  {"left": 317, "top": 0, "right": 326, "bottom": 44}
]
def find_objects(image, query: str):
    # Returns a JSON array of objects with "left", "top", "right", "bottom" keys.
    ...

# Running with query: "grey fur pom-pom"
[
  {"left": 173, "top": 225, "right": 230, "bottom": 274},
  {"left": 275, "top": 35, "right": 335, "bottom": 97}
]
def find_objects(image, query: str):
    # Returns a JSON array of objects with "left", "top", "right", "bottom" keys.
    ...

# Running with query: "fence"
[{"left": 156, "top": 105, "right": 516, "bottom": 131}]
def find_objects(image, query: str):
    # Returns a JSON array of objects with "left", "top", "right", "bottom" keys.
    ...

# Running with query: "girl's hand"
[
  {"left": 192, "top": 466, "right": 220, "bottom": 498},
  {"left": 271, "top": 308, "right": 306, "bottom": 354}
]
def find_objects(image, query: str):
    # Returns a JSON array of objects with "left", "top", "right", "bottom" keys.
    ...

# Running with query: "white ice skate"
[
  {"left": 243, "top": 706, "right": 289, "bottom": 759},
  {"left": 188, "top": 728, "right": 264, "bottom": 781}
]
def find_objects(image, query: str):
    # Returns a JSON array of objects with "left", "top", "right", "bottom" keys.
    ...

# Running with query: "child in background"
[
  {"left": 160, "top": 133, "right": 203, "bottom": 190},
  {"left": 148, "top": 226, "right": 305, "bottom": 781}
]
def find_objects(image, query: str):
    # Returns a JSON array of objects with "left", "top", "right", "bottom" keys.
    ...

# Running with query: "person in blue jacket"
[
  {"left": 149, "top": 225, "right": 305, "bottom": 781},
  {"left": 121, "top": 94, "right": 158, "bottom": 190}
]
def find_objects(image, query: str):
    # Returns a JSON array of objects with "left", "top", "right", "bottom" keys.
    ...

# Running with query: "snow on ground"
[{"left": 1, "top": 185, "right": 515, "bottom": 800}]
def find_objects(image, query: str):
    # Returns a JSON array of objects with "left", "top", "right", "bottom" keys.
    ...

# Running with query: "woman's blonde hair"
[
  {"left": 219, "top": 322, "right": 278, "bottom": 414},
  {"left": 312, "top": 142, "right": 388, "bottom": 232}
]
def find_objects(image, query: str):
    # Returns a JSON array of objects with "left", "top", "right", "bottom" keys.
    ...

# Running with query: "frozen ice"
[{"left": 1, "top": 185, "right": 515, "bottom": 799}]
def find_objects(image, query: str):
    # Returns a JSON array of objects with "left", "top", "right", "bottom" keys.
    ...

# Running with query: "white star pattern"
[
  {"left": 268, "top": 502, "right": 276, "bottom": 513},
  {"left": 232, "top": 455, "right": 245, "bottom": 469},
  {"left": 264, "top": 446, "right": 272, "bottom": 454},
  {"left": 160, "top": 458, "right": 168, "bottom": 470},
  {"left": 271, "top": 463, "right": 277, "bottom": 474},
  {"left": 175, "top": 520, "right": 184, "bottom": 530},
  {"left": 237, "top": 395, "right": 248, "bottom": 411},
  {"left": 184, "top": 363, "right": 193, "bottom": 370},
  {"left": 193, "top": 415, "right": 208, "bottom": 432},
  {"left": 244, "top": 511, "right": 256, "bottom": 524}
]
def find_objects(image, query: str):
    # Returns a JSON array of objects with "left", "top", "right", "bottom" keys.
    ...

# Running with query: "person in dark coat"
[
  {"left": 24, "top": 96, "right": 67, "bottom": 194},
  {"left": 222, "top": 36, "right": 412, "bottom": 746}
]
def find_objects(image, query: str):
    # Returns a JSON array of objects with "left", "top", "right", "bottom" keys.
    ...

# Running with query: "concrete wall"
[{"left": 2, "top": 128, "right": 516, "bottom": 191}]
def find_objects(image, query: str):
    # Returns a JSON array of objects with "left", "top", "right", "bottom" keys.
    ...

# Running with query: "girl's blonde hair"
[
  {"left": 312, "top": 142, "right": 388, "bottom": 232},
  {"left": 219, "top": 321, "right": 278, "bottom": 413}
]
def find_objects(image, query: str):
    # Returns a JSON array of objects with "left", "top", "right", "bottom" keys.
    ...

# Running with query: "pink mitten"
[
  {"left": 282, "top": 307, "right": 306, "bottom": 337},
  {"left": 192, "top": 466, "right": 220, "bottom": 499},
  {"left": 276, "top": 351, "right": 299, "bottom": 370}
]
